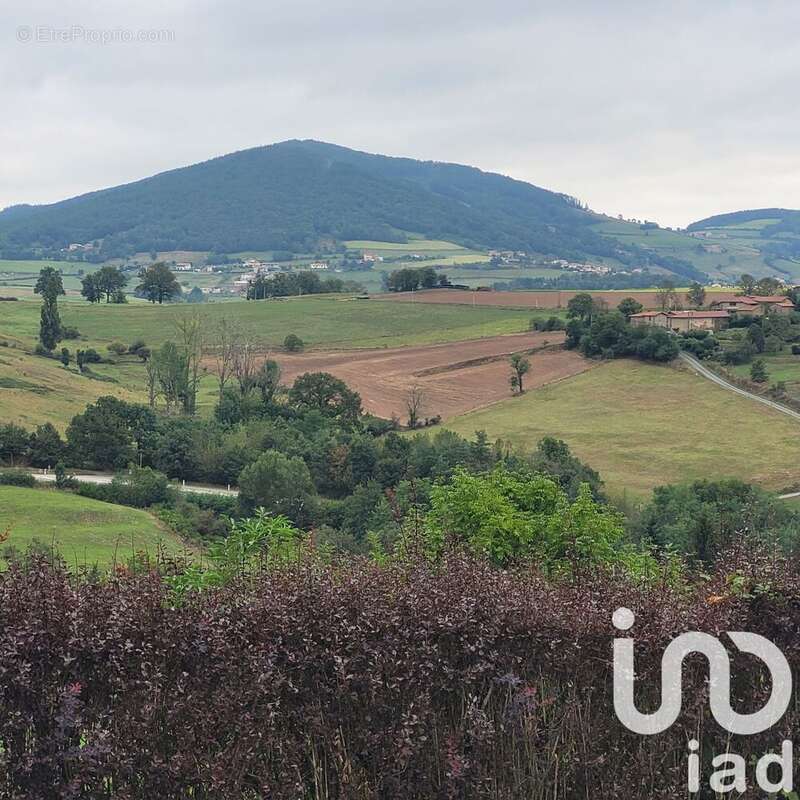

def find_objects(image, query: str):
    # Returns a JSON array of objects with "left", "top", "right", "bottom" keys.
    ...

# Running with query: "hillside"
[
  {"left": 593, "top": 208, "right": 800, "bottom": 283},
  {"left": 0, "top": 140, "right": 703, "bottom": 280},
  {"left": 0, "top": 485, "right": 191, "bottom": 567}
]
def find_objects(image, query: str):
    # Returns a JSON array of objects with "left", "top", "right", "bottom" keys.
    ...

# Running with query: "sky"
[{"left": 1, "top": 0, "right": 799, "bottom": 228}]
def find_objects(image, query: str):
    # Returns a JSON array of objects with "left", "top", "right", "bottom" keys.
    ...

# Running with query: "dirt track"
[
  {"left": 274, "top": 331, "right": 593, "bottom": 420},
  {"left": 376, "top": 288, "right": 739, "bottom": 310}
]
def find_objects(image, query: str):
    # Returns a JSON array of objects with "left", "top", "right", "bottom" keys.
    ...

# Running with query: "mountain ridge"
[{"left": 0, "top": 140, "right": 704, "bottom": 279}]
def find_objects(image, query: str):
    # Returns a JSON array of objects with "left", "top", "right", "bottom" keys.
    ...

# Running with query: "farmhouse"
[
  {"left": 710, "top": 295, "right": 795, "bottom": 316},
  {"left": 630, "top": 310, "right": 730, "bottom": 332}
]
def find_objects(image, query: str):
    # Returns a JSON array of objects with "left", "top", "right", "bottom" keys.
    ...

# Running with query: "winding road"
[{"left": 679, "top": 352, "right": 800, "bottom": 422}]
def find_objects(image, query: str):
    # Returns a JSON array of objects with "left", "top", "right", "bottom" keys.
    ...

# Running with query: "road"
[
  {"left": 27, "top": 471, "right": 239, "bottom": 497},
  {"left": 679, "top": 352, "right": 800, "bottom": 422}
]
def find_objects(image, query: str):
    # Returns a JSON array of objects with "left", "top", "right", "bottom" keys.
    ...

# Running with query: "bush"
[
  {"left": 75, "top": 467, "right": 173, "bottom": 508},
  {"left": 61, "top": 326, "right": 81, "bottom": 340},
  {"left": 0, "top": 470, "right": 36, "bottom": 487},
  {"left": 107, "top": 341, "right": 128, "bottom": 356},
  {"left": 792, "top": 344, "right": 800, "bottom": 355},
  {"left": 283, "top": 333, "right": 305, "bottom": 352},
  {"left": 530, "top": 315, "right": 566, "bottom": 332},
  {"left": 2, "top": 550, "right": 800, "bottom": 798}
]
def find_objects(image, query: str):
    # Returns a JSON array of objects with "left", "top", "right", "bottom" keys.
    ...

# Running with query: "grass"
[
  {"left": 0, "top": 295, "right": 541, "bottom": 427},
  {"left": 1, "top": 295, "right": 536, "bottom": 350},
  {"left": 0, "top": 485, "right": 192, "bottom": 568},
  {"left": 343, "top": 239, "right": 473, "bottom": 252},
  {"left": 445, "top": 359, "right": 800, "bottom": 497}
]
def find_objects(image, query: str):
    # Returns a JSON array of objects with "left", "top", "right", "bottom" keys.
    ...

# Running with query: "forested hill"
[
  {"left": 0, "top": 140, "right": 701, "bottom": 278},
  {"left": 687, "top": 207, "right": 800, "bottom": 265}
]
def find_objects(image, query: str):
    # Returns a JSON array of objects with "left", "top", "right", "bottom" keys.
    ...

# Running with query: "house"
[
  {"left": 710, "top": 295, "right": 795, "bottom": 316},
  {"left": 175, "top": 262, "right": 193, "bottom": 271},
  {"left": 308, "top": 261, "right": 329, "bottom": 271},
  {"left": 630, "top": 310, "right": 730, "bottom": 332}
]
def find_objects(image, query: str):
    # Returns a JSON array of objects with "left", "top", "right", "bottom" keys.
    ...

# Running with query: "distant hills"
[{"left": 0, "top": 140, "right": 704, "bottom": 280}]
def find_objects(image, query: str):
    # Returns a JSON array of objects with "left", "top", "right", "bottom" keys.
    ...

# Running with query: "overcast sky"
[{"left": 1, "top": 0, "right": 799, "bottom": 228}]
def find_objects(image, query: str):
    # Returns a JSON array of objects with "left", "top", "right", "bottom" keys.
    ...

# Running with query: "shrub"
[
  {"left": 2, "top": 549, "right": 800, "bottom": 798},
  {"left": 61, "top": 326, "right": 81, "bottom": 340},
  {"left": 107, "top": 341, "right": 128, "bottom": 356},
  {"left": 792, "top": 344, "right": 800, "bottom": 355},
  {"left": 283, "top": 333, "right": 305, "bottom": 352},
  {"left": 75, "top": 467, "right": 173, "bottom": 508},
  {"left": 530, "top": 315, "right": 566, "bottom": 332},
  {"left": 0, "top": 469, "right": 36, "bottom": 487}
]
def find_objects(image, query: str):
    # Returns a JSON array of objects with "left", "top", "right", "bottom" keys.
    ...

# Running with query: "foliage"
[
  {"left": 634, "top": 479, "right": 800, "bottom": 563},
  {"left": 283, "top": 333, "right": 304, "bottom": 352},
  {"left": 529, "top": 315, "right": 565, "bottom": 331},
  {"left": 508, "top": 352, "right": 530, "bottom": 394},
  {"left": 384, "top": 266, "right": 447, "bottom": 292},
  {"left": 750, "top": 358, "right": 768, "bottom": 383},
  {"left": 0, "top": 140, "right": 704, "bottom": 280},
  {"left": 34, "top": 267, "right": 65, "bottom": 351},
  {"left": 238, "top": 450, "right": 315, "bottom": 522},
  {"left": 66, "top": 396, "right": 156, "bottom": 470},
  {"left": 568, "top": 311, "right": 679, "bottom": 362},
  {"left": 423, "top": 465, "right": 636, "bottom": 573},
  {"left": 136, "top": 262, "right": 181, "bottom": 303},
  {"left": 0, "top": 469, "right": 36, "bottom": 487},
  {"left": 616, "top": 296, "right": 643, "bottom": 319}
]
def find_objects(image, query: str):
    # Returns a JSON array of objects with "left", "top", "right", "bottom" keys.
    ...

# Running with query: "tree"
[
  {"left": 28, "top": 423, "right": 66, "bottom": 468},
  {"left": 423, "top": 466, "right": 631, "bottom": 572},
  {"left": 66, "top": 396, "right": 156, "bottom": 470},
  {"left": 80, "top": 273, "right": 103, "bottom": 303},
  {"left": 283, "top": 334, "right": 305, "bottom": 352},
  {"left": 566, "top": 293, "right": 595, "bottom": 321},
  {"left": 289, "top": 372, "right": 362, "bottom": 425},
  {"left": 254, "top": 360, "right": 281, "bottom": 404},
  {"left": 237, "top": 450, "right": 315, "bottom": 523},
  {"left": 0, "top": 423, "right": 29, "bottom": 466},
  {"left": 93, "top": 266, "right": 128, "bottom": 303},
  {"left": 174, "top": 313, "right": 205, "bottom": 415},
  {"left": 747, "top": 324, "right": 766, "bottom": 353},
  {"left": 34, "top": 267, "right": 65, "bottom": 351},
  {"left": 686, "top": 282, "right": 706, "bottom": 308},
  {"left": 617, "top": 297, "right": 644, "bottom": 320},
  {"left": 208, "top": 317, "right": 241, "bottom": 401},
  {"left": 136, "top": 262, "right": 181, "bottom": 304},
  {"left": 655, "top": 279, "right": 680, "bottom": 311},
  {"left": 509, "top": 353, "right": 531, "bottom": 394},
  {"left": 738, "top": 274, "right": 757, "bottom": 295},
  {"left": 754, "top": 276, "right": 783, "bottom": 296},
  {"left": 405, "top": 385, "right": 426, "bottom": 428},
  {"left": 186, "top": 286, "right": 206, "bottom": 303},
  {"left": 153, "top": 341, "right": 190, "bottom": 414},
  {"left": 750, "top": 359, "right": 768, "bottom": 383},
  {"left": 59, "top": 347, "right": 70, "bottom": 367}
]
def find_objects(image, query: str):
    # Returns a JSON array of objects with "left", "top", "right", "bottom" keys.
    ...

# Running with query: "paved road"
[
  {"left": 679, "top": 352, "right": 800, "bottom": 422},
  {"left": 28, "top": 471, "right": 239, "bottom": 497}
]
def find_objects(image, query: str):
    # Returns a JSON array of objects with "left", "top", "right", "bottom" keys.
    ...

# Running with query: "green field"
[
  {"left": 1, "top": 295, "right": 535, "bottom": 350},
  {"left": 592, "top": 217, "right": 800, "bottom": 282},
  {"left": 445, "top": 359, "right": 800, "bottom": 496},
  {"left": 0, "top": 294, "right": 539, "bottom": 427},
  {"left": 0, "top": 486, "right": 192, "bottom": 568}
]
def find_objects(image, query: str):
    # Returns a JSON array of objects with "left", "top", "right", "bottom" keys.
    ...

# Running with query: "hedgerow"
[{"left": 1, "top": 546, "right": 799, "bottom": 798}]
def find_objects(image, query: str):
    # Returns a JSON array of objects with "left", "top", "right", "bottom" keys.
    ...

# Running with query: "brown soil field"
[
  {"left": 273, "top": 331, "right": 593, "bottom": 420},
  {"left": 376, "top": 288, "right": 739, "bottom": 310}
]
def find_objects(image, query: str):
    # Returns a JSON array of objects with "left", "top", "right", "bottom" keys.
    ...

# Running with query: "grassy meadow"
[
  {"left": 0, "top": 294, "right": 541, "bottom": 426},
  {"left": 445, "top": 359, "right": 800, "bottom": 497},
  {"left": 0, "top": 485, "right": 191, "bottom": 568}
]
